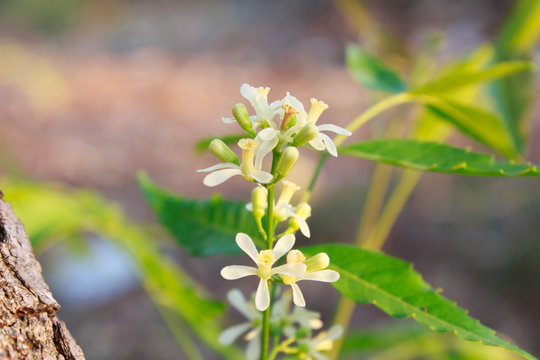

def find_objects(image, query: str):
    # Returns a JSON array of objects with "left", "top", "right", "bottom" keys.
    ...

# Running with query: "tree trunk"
[{"left": 0, "top": 195, "right": 85, "bottom": 360}]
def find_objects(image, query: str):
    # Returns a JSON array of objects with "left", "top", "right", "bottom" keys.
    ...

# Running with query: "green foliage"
[
  {"left": 489, "top": 0, "right": 540, "bottom": 154},
  {"left": 343, "top": 322, "right": 521, "bottom": 360},
  {"left": 1, "top": 179, "right": 242, "bottom": 360},
  {"left": 302, "top": 244, "right": 536, "bottom": 360},
  {"left": 421, "top": 97, "right": 518, "bottom": 158},
  {"left": 195, "top": 133, "right": 246, "bottom": 154},
  {"left": 410, "top": 61, "right": 534, "bottom": 95},
  {"left": 345, "top": 44, "right": 406, "bottom": 93},
  {"left": 138, "top": 172, "right": 265, "bottom": 256},
  {"left": 340, "top": 139, "right": 540, "bottom": 176}
]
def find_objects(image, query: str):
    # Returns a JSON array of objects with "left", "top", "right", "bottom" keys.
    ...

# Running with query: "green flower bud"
[
  {"left": 276, "top": 147, "right": 299, "bottom": 178},
  {"left": 251, "top": 186, "right": 266, "bottom": 220},
  {"left": 292, "top": 123, "right": 318, "bottom": 147},
  {"left": 304, "top": 252, "right": 330, "bottom": 273},
  {"left": 232, "top": 103, "right": 256, "bottom": 136},
  {"left": 209, "top": 139, "right": 239, "bottom": 164}
]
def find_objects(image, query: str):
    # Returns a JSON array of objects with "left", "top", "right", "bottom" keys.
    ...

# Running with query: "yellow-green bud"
[
  {"left": 304, "top": 252, "right": 330, "bottom": 273},
  {"left": 292, "top": 123, "right": 319, "bottom": 147},
  {"left": 209, "top": 139, "right": 239, "bottom": 164},
  {"left": 232, "top": 103, "right": 256, "bottom": 136},
  {"left": 276, "top": 147, "right": 299, "bottom": 177},
  {"left": 251, "top": 186, "right": 266, "bottom": 220}
]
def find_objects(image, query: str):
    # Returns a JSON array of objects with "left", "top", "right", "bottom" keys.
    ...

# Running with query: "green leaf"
[
  {"left": 411, "top": 61, "right": 534, "bottom": 95},
  {"left": 489, "top": 0, "right": 540, "bottom": 155},
  {"left": 195, "top": 133, "right": 246, "bottom": 154},
  {"left": 303, "top": 244, "right": 536, "bottom": 360},
  {"left": 340, "top": 139, "right": 540, "bottom": 176},
  {"left": 496, "top": 0, "right": 540, "bottom": 56},
  {"left": 138, "top": 172, "right": 264, "bottom": 256},
  {"left": 421, "top": 97, "right": 518, "bottom": 159},
  {"left": 1, "top": 179, "right": 242, "bottom": 360},
  {"left": 346, "top": 44, "right": 406, "bottom": 93}
]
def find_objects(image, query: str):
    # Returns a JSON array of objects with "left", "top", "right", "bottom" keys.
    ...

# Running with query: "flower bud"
[
  {"left": 286, "top": 249, "right": 306, "bottom": 265},
  {"left": 251, "top": 186, "right": 266, "bottom": 220},
  {"left": 209, "top": 139, "right": 239, "bottom": 164},
  {"left": 304, "top": 252, "right": 330, "bottom": 273},
  {"left": 292, "top": 123, "right": 319, "bottom": 147},
  {"left": 232, "top": 103, "right": 256, "bottom": 136},
  {"left": 276, "top": 147, "right": 299, "bottom": 177}
]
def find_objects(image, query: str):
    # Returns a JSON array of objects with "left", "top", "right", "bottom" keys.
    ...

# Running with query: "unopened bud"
[
  {"left": 292, "top": 123, "right": 318, "bottom": 147},
  {"left": 276, "top": 147, "right": 299, "bottom": 177},
  {"left": 232, "top": 103, "right": 256, "bottom": 136},
  {"left": 286, "top": 249, "right": 306, "bottom": 265},
  {"left": 304, "top": 252, "right": 330, "bottom": 273},
  {"left": 251, "top": 186, "right": 267, "bottom": 219},
  {"left": 209, "top": 139, "right": 239, "bottom": 164}
]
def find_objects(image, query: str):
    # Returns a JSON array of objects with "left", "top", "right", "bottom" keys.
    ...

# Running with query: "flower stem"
[{"left": 261, "top": 153, "right": 278, "bottom": 360}]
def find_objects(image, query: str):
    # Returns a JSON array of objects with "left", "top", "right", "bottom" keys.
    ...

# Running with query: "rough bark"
[{"left": 0, "top": 195, "right": 85, "bottom": 360}]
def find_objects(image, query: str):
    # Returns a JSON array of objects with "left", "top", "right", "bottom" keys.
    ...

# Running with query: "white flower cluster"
[
  {"left": 221, "top": 233, "right": 339, "bottom": 311},
  {"left": 198, "top": 83, "right": 351, "bottom": 187},
  {"left": 198, "top": 84, "right": 348, "bottom": 359},
  {"left": 219, "top": 289, "right": 343, "bottom": 360}
]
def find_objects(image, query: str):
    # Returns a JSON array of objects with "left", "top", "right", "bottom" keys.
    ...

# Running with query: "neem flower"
[
  {"left": 281, "top": 250, "right": 340, "bottom": 307},
  {"left": 197, "top": 138, "right": 273, "bottom": 187},
  {"left": 221, "top": 233, "right": 306, "bottom": 311},
  {"left": 297, "top": 325, "right": 344, "bottom": 360}
]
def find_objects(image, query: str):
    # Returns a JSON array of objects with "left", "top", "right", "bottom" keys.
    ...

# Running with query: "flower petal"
[
  {"left": 221, "top": 265, "right": 257, "bottom": 280},
  {"left": 203, "top": 168, "right": 242, "bottom": 187},
  {"left": 272, "top": 234, "right": 295, "bottom": 260},
  {"left": 311, "top": 351, "right": 329, "bottom": 360},
  {"left": 236, "top": 233, "right": 260, "bottom": 263},
  {"left": 197, "top": 163, "right": 240, "bottom": 173},
  {"left": 257, "top": 127, "right": 279, "bottom": 141},
  {"left": 255, "top": 278, "right": 270, "bottom": 311},
  {"left": 227, "top": 289, "right": 252, "bottom": 319},
  {"left": 218, "top": 322, "right": 252, "bottom": 345},
  {"left": 317, "top": 124, "right": 352, "bottom": 136},
  {"left": 222, "top": 116, "right": 236, "bottom": 124},
  {"left": 325, "top": 325, "right": 344, "bottom": 341},
  {"left": 254, "top": 134, "right": 279, "bottom": 170},
  {"left": 309, "top": 136, "right": 326, "bottom": 151},
  {"left": 298, "top": 269, "right": 340, "bottom": 282},
  {"left": 319, "top": 133, "right": 338, "bottom": 157},
  {"left": 272, "top": 263, "right": 306, "bottom": 276},
  {"left": 251, "top": 170, "right": 274, "bottom": 184},
  {"left": 245, "top": 332, "right": 261, "bottom": 360},
  {"left": 291, "top": 213, "right": 310, "bottom": 238},
  {"left": 291, "top": 283, "right": 306, "bottom": 307}
]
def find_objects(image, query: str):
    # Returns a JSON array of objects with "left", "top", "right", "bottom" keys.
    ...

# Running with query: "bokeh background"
[{"left": 0, "top": 0, "right": 539, "bottom": 359}]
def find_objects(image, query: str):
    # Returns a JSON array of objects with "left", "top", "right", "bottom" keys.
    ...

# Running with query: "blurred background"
[{"left": 0, "top": 0, "right": 539, "bottom": 359}]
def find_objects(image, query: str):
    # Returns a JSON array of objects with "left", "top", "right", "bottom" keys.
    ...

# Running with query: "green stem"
[
  {"left": 261, "top": 153, "right": 278, "bottom": 360},
  {"left": 364, "top": 170, "right": 421, "bottom": 250},
  {"left": 333, "top": 92, "right": 414, "bottom": 148}
]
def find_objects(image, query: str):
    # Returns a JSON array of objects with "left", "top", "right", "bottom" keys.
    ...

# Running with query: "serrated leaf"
[
  {"left": 340, "top": 139, "right": 540, "bottom": 176},
  {"left": 195, "top": 133, "right": 246, "bottom": 154},
  {"left": 411, "top": 61, "right": 534, "bottom": 95},
  {"left": 346, "top": 44, "right": 406, "bottom": 93},
  {"left": 302, "top": 244, "right": 536, "bottom": 360},
  {"left": 138, "top": 172, "right": 264, "bottom": 256}
]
